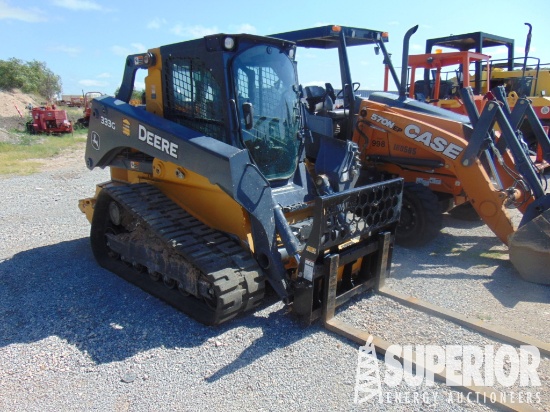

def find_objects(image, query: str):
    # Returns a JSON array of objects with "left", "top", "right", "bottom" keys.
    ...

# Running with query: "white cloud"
[
  {"left": 50, "top": 45, "right": 81, "bottom": 56},
  {"left": 0, "top": 1, "right": 47, "bottom": 22},
  {"left": 300, "top": 52, "right": 318, "bottom": 59},
  {"left": 79, "top": 79, "right": 108, "bottom": 87},
  {"left": 97, "top": 72, "right": 111, "bottom": 78},
  {"left": 387, "top": 21, "right": 400, "bottom": 26},
  {"left": 147, "top": 17, "right": 167, "bottom": 30},
  {"left": 411, "top": 44, "right": 423, "bottom": 51},
  {"left": 230, "top": 23, "right": 257, "bottom": 34},
  {"left": 132, "top": 43, "right": 147, "bottom": 51},
  {"left": 51, "top": 0, "right": 103, "bottom": 11},
  {"left": 111, "top": 46, "right": 130, "bottom": 57},
  {"left": 171, "top": 24, "right": 218, "bottom": 38},
  {"left": 111, "top": 43, "right": 146, "bottom": 57}
]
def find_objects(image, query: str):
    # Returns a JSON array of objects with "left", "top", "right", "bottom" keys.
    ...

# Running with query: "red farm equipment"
[{"left": 26, "top": 105, "right": 73, "bottom": 135}]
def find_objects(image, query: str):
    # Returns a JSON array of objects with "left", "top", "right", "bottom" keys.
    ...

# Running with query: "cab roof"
[{"left": 270, "top": 25, "right": 387, "bottom": 49}]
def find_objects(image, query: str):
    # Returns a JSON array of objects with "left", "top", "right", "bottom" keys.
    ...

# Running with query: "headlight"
[{"left": 224, "top": 37, "right": 235, "bottom": 50}]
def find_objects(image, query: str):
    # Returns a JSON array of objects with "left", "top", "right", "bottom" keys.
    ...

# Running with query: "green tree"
[
  {"left": 114, "top": 86, "right": 146, "bottom": 101},
  {"left": 0, "top": 58, "right": 25, "bottom": 90},
  {"left": 0, "top": 58, "right": 62, "bottom": 101}
]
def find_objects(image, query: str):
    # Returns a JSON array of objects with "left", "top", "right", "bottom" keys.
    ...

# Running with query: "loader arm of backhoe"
[
  {"left": 354, "top": 94, "right": 550, "bottom": 284},
  {"left": 354, "top": 98, "right": 535, "bottom": 245}
]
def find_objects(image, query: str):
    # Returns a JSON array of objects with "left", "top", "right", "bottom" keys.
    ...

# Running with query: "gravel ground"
[{"left": 0, "top": 153, "right": 548, "bottom": 412}]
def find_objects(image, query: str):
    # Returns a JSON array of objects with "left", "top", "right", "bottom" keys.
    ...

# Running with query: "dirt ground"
[
  {"left": 0, "top": 89, "right": 41, "bottom": 117},
  {"left": 0, "top": 90, "right": 40, "bottom": 143},
  {"left": 0, "top": 89, "right": 40, "bottom": 129}
]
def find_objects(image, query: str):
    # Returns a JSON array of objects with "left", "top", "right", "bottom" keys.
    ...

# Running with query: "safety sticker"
[
  {"left": 122, "top": 118, "right": 131, "bottom": 136},
  {"left": 303, "top": 259, "right": 315, "bottom": 282}
]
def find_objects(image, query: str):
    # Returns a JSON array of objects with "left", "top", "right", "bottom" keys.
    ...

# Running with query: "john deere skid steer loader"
[
  {"left": 272, "top": 25, "right": 550, "bottom": 285},
  {"left": 79, "top": 33, "right": 403, "bottom": 325}
]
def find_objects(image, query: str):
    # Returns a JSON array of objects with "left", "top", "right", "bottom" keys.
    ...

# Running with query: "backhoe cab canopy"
[
  {"left": 407, "top": 51, "right": 492, "bottom": 100},
  {"left": 271, "top": 25, "right": 391, "bottom": 140},
  {"left": 271, "top": 25, "right": 389, "bottom": 97},
  {"left": 271, "top": 25, "right": 388, "bottom": 49}
]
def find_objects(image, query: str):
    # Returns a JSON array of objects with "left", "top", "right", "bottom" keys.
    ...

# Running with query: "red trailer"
[{"left": 26, "top": 105, "right": 73, "bottom": 135}]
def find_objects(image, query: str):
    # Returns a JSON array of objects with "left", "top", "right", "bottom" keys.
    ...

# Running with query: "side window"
[{"left": 165, "top": 58, "right": 226, "bottom": 142}]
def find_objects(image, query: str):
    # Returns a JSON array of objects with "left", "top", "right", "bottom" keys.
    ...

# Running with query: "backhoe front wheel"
[{"left": 396, "top": 183, "right": 442, "bottom": 247}]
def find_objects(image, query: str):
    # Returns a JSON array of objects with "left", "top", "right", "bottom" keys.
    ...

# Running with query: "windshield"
[{"left": 232, "top": 45, "right": 301, "bottom": 181}]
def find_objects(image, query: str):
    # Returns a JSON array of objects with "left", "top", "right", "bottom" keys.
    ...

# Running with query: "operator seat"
[
  {"left": 304, "top": 84, "right": 348, "bottom": 121},
  {"left": 304, "top": 85, "right": 334, "bottom": 114}
]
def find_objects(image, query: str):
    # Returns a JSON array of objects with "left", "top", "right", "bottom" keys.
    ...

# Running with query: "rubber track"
[{"left": 97, "top": 183, "right": 265, "bottom": 325}]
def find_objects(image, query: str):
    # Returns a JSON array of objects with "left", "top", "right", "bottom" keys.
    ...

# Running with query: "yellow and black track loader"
[{"left": 79, "top": 33, "right": 403, "bottom": 325}]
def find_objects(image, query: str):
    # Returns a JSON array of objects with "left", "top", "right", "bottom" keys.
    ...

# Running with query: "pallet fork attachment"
[
  {"left": 289, "top": 129, "right": 548, "bottom": 409},
  {"left": 292, "top": 178, "right": 402, "bottom": 325}
]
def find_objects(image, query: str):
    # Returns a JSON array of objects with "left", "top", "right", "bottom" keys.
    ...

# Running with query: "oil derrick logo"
[{"left": 354, "top": 335, "right": 382, "bottom": 403}]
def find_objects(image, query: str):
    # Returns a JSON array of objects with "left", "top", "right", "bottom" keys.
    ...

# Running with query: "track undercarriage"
[{"left": 90, "top": 183, "right": 265, "bottom": 325}]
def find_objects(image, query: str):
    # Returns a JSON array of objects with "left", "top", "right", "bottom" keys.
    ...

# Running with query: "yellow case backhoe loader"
[
  {"left": 79, "top": 33, "right": 403, "bottom": 325},
  {"left": 272, "top": 25, "right": 550, "bottom": 285}
]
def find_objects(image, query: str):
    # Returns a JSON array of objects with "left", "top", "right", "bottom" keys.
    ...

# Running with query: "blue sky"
[{"left": 1, "top": 0, "right": 550, "bottom": 96}]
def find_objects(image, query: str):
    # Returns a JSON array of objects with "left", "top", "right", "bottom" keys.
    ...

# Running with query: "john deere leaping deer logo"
[{"left": 91, "top": 131, "right": 100, "bottom": 151}]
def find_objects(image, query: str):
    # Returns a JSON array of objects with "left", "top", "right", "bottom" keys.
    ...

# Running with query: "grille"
[
  {"left": 313, "top": 179, "right": 403, "bottom": 250},
  {"left": 165, "top": 58, "right": 225, "bottom": 141}
]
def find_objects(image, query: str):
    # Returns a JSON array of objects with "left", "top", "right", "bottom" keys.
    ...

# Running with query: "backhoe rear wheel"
[{"left": 396, "top": 183, "right": 442, "bottom": 247}]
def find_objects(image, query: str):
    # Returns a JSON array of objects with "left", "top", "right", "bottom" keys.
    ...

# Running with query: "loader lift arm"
[
  {"left": 353, "top": 87, "right": 550, "bottom": 283},
  {"left": 490, "top": 86, "right": 550, "bottom": 165}
]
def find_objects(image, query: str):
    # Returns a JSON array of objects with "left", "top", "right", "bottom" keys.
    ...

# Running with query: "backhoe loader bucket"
[{"left": 509, "top": 209, "right": 550, "bottom": 285}]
